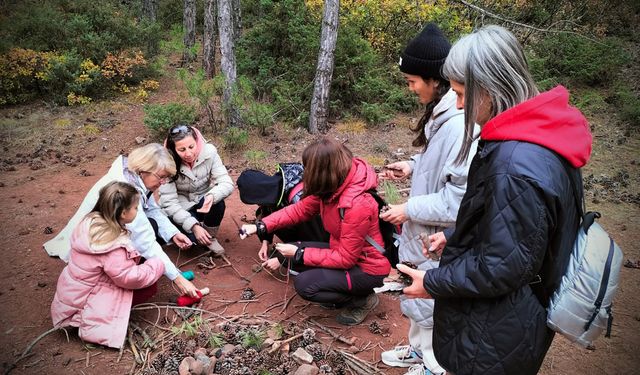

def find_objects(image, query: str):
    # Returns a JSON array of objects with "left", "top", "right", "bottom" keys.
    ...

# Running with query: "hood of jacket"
[
  {"left": 426, "top": 89, "right": 464, "bottom": 139},
  {"left": 480, "top": 86, "right": 592, "bottom": 168},
  {"left": 70, "top": 217, "right": 135, "bottom": 256},
  {"left": 330, "top": 157, "right": 378, "bottom": 208}
]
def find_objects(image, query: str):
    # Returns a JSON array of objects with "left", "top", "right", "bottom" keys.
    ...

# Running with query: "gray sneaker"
[{"left": 335, "top": 294, "right": 379, "bottom": 326}]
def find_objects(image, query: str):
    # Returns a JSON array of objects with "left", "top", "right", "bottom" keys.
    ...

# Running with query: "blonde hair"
[
  {"left": 128, "top": 143, "right": 177, "bottom": 177},
  {"left": 86, "top": 181, "right": 139, "bottom": 245}
]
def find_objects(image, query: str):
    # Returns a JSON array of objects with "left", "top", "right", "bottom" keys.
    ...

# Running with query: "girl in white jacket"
[
  {"left": 160, "top": 126, "right": 234, "bottom": 255},
  {"left": 378, "top": 23, "right": 479, "bottom": 375}
]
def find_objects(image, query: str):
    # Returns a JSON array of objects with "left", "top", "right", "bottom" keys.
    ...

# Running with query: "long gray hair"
[{"left": 442, "top": 25, "right": 539, "bottom": 165}]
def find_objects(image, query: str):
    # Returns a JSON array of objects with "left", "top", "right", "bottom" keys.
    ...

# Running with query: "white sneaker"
[
  {"left": 381, "top": 345, "right": 422, "bottom": 367},
  {"left": 405, "top": 364, "right": 445, "bottom": 375}
]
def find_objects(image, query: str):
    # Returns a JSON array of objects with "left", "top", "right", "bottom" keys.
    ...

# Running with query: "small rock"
[
  {"left": 43, "top": 226, "right": 53, "bottom": 234},
  {"left": 251, "top": 264, "right": 262, "bottom": 273},
  {"left": 58, "top": 190, "right": 65, "bottom": 194},
  {"left": 37, "top": 281, "right": 47, "bottom": 288},
  {"left": 292, "top": 347, "right": 313, "bottom": 365},
  {"left": 263, "top": 338, "right": 274, "bottom": 349},
  {"left": 28, "top": 176, "right": 35, "bottom": 181},
  {"left": 102, "top": 145, "right": 107, "bottom": 152},
  {"left": 0, "top": 182, "right": 4, "bottom": 187},
  {"left": 79, "top": 169, "right": 92, "bottom": 177},
  {"left": 294, "top": 364, "right": 320, "bottom": 375},
  {"left": 62, "top": 356, "right": 72, "bottom": 366},
  {"left": 179, "top": 356, "right": 196, "bottom": 375},
  {"left": 135, "top": 136, "right": 146, "bottom": 144},
  {"left": 18, "top": 229, "right": 29, "bottom": 236},
  {"left": 50, "top": 202, "right": 56, "bottom": 208},
  {"left": 15, "top": 113, "right": 25, "bottom": 119},
  {"left": 221, "top": 344, "right": 235, "bottom": 356},
  {"left": 18, "top": 199, "right": 22, "bottom": 203}
]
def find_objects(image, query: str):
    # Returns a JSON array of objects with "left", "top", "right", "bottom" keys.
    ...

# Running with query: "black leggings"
[{"left": 286, "top": 241, "right": 386, "bottom": 306}]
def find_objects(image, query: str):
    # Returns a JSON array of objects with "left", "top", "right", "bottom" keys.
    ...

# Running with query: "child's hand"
[
  {"left": 396, "top": 264, "right": 432, "bottom": 299},
  {"left": 172, "top": 233, "right": 193, "bottom": 250},
  {"left": 192, "top": 224, "right": 212, "bottom": 245},
  {"left": 197, "top": 195, "right": 214, "bottom": 213},
  {"left": 240, "top": 224, "right": 257, "bottom": 240},
  {"left": 174, "top": 275, "right": 199, "bottom": 297}
]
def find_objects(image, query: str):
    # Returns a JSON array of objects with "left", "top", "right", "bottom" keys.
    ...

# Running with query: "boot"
[
  {"left": 335, "top": 293, "right": 379, "bottom": 326},
  {"left": 202, "top": 224, "right": 225, "bottom": 256}
]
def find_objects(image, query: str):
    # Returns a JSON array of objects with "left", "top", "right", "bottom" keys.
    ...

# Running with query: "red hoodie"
[{"left": 481, "top": 86, "right": 592, "bottom": 168}]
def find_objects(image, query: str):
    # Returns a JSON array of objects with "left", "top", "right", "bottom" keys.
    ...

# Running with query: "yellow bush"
[
  {"left": 67, "top": 92, "right": 92, "bottom": 105},
  {"left": 141, "top": 79, "right": 160, "bottom": 90},
  {"left": 101, "top": 50, "right": 147, "bottom": 81}
]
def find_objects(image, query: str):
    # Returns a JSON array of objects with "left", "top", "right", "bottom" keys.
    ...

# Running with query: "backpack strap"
[
  {"left": 338, "top": 206, "right": 386, "bottom": 255},
  {"left": 584, "top": 236, "right": 616, "bottom": 333}
]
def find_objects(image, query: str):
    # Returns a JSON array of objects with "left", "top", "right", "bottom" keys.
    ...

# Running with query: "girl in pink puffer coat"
[{"left": 51, "top": 181, "right": 165, "bottom": 349}]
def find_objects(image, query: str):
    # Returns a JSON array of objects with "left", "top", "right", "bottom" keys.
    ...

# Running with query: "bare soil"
[{"left": 0, "top": 77, "right": 638, "bottom": 375}]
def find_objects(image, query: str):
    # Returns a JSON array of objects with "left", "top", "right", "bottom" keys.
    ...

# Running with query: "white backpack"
[{"left": 546, "top": 164, "right": 623, "bottom": 348}]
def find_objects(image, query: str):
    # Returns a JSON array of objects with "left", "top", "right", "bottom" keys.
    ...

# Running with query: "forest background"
[{"left": 0, "top": 0, "right": 638, "bottom": 374}]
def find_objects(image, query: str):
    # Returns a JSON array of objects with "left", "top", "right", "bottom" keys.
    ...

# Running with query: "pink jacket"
[
  {"left": 51, "top": 218, "right": 164, "bottom": 348},
  {"left": 262, "top": 158, "right": 391, "bottom": 276}
]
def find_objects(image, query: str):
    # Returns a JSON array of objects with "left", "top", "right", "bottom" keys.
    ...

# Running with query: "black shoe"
[{"left": 335, "top": 294, "right": 379, "bottom": 326}]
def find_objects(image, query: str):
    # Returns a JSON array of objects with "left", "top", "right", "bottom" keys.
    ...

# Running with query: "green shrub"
[
  {"left": 178, "top": 68, "right": 217, "bottom": 127},
  {"left": 613, "top": 82, "right": 640, "bottom": 129},
  {"left": 360, "top": 102, "right": 392, "bottom": 126},
  {"left": 242, "top": 101, "right": 275, "bottom": 135},
  {"left": 571, "top": 89, "right": 607, "bottom": 115},
  {"left": 143, "top": 103, "right": 197, "bottom": 135},
  {"left": 531, "top": 34, "right": 630, "bottom": 86},
  {"left": 0, "top": 0, "right": 162, "bottom": 62},
  {"left": 222, "top": 127, "right": 249, "bottom": 150},
  {"left": 245, "top": 149, "right": 268, "bottom": 169}
]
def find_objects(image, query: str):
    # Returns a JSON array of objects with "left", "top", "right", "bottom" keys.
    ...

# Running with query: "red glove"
[{"left": 176, "top": 287, "right": 210, "bottom": 306}]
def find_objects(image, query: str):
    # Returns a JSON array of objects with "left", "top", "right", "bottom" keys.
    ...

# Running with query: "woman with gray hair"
[
  {"left": 398, "top": 25, "right": 592, "bottom": 374},
  {"left": 44, "top": 143, "right": 200, "bottom": 298}
]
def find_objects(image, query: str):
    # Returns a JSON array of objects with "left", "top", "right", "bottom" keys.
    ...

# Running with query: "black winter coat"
[{"left": 423, "top": 140, "right": 582, "bottom": 375}]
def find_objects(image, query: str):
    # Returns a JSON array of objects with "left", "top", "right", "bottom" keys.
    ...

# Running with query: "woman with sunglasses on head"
[
  {"left": 160, "top": 125, "right": 234, "bottom": 255},
  {"left": 398, "top": 25, "right": 592, "bottom": 375},
  {"left": 44, "top": 143, "right": 199, "bottom": 298}
]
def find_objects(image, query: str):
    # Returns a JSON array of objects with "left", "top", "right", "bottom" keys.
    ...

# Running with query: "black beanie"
[{"left": 399, "top": 23, "right": 451, "bottom": 80}]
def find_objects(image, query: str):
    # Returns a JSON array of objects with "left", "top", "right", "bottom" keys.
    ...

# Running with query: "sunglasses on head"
[{"left": 170, "top": 125, "right": 190, "bottom": 135}]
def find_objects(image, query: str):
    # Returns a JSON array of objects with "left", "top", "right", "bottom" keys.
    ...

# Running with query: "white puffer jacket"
[
  {"left": 399, "top": 89, "right": 479, "bottom": 328},
  {"left": 159, "top": 143, "right": 234, "bottom": 232}
]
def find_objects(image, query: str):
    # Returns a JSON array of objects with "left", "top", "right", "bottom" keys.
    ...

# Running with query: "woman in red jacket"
[{"left": 242, "top": 138, "right": 390, "bottom": 325}]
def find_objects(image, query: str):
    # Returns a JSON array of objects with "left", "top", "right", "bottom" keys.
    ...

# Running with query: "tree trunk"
[
  {"left": 232, "top": 0, "right": 242, "bottom": 42},
  {"left": 182, "top": 0, "right": 197, "bottom": 65},
  {"left": 218, "top": 0, "right": 241, "bottom": 127},
  {"left": 142, "top": 0, "right": 158, "bottom": 22},
  {"left": 203, "top": 0, "right": 217, "bottom": 78},
  {"left": 308, "top": 0, "right": 339, "bottom": 133}
]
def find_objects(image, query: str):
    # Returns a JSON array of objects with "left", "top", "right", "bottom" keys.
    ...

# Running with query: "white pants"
[{"left": 408, "top": 319, "right": 446, "bottom": 374}]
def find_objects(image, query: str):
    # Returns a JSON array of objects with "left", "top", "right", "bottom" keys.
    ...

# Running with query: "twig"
[
  {"left": 339, "top": 350, "right": 385, "bottom": 375},
  {"left": 128, "top": 331, "right": 142, "bottom": 365},
  {"left": 14, "top": 327, "right": 66, "bottom": 366},
  {"left": 261, "top": 301, "right": 284, "bottom": 315},
  {"left": 453, "top": 0, "right": 607, "bottom": 46},
  {"left": 306, "top": 318, "right": 356, "bottom": 345},
  {"left": 178, "top": 250, "right": 212, "bottom": 268},
  {"left": 221, "top": 254, "right": 249, "bottom": 281},
  {"left": 268, "top": 332, "right": 305, "bottom": 354},
  {"left": 23, "top": 358, "right": 43, "bottom": 369},
  {"left": 117, "top": 345, "right": 125, "bottom": 363},
  {"left": 279, "top": 293, "right": 297, "bottom": 314},
  {"left": 251, "top": 258, "right": 288, "bottom": 284}
]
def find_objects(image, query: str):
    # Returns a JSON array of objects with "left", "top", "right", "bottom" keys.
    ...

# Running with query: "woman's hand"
[
  {"left": 172, "top": 233, "right": 193, "bottom": 250},
  {"left": 396, "top": 263, "right": 432, "bottom": 299},
  {"left": 262, "top": 258, "right": 281, "bottom": 271},
  {"left": 258, "top": 241, "right": 270, "bottom": 261},
  {"left": 275, "top": 243, "right": 297, "bottom": 258},
  {"left": 240, "top": 224, "right": 257, "bottom": 240},
  {"left": 192, "top": 224, "right": 212, "bottom": 246},
  {"left": 421, "top": 231, "right": 446, "bottom": 258},
  {"left": 379, "top": 203, "right": 409, "bottom": 225},
  {"left": 378, "top": 161, "right": 411, "bottom": 180},
  {"left": 174, "top": 274, "right": 199, "bottom": 297}
]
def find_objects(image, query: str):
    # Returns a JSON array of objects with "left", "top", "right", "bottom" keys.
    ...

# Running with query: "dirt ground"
[{"left": 0, "top": 77, "right": 638, "bottom": 375}]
